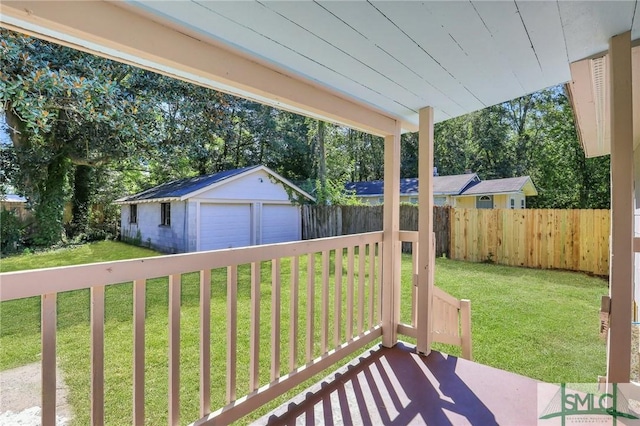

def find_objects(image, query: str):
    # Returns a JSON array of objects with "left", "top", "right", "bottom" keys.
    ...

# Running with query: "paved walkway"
[{"left": 0, "top": 362, "right": 71, "bottom": 425}]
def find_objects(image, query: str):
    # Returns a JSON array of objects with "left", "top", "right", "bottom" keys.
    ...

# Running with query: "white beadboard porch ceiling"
[
  {"left": 123, "top": 0, "right": 638, "bottom": 127},
  {"left": 1, "top": 1, "right": 638, "bottom": 133}
]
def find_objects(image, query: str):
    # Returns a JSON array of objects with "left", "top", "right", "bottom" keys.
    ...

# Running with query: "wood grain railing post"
[
  {"left": 199, "top": 270, "right": 211, "bottom": 416},
  {"left": 306, "top": 253, "right": 315, "bottom": 362},
  {"left": 334, "top": 248, "right": 343, "bottom": 347},
  {"left": 460, "top": 299, "right": 472, "bottom": 360},
  {"left": 368, "top": 243, "right": 375, "bottom": 328},
  {"left": 168, "top": 274, "right": 181, "bottom": 426},
  {"left": 41, "top": 293, "right": 57, "bottom": 426},
  {"left": 271, "top": 259, "right": 281, "bottom": 381},
  {"left": 250, "top": 262, "right": 261, "bottom": 391},
  {"left": 321, "top": 251, "right": 330, "bottom": 354},
  {"left": 346, "top": 246, "right": 355, "bottom": 341},
  {"left": 357, "top": 244, "right": 366, "bottom": 335},
  {"left": 133, "top": 279, "right": 146, "bottom": 425},
  {"left": 411, "top": 242, "right": 418, "bottom": 327},
  {"left": 91, "top": 285, "right": 105, "bottom": 426},
  {"left": 289, "top": 256, "right": 299, "bottom": 370},
  {"left": 226, "top": 266, "right": 238, "bottom": 404}
]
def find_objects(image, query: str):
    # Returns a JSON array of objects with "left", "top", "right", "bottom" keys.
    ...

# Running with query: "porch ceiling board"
[
  {"left": 130, "top": 0, "right": 420, "bottom": 120},
  {"left": 375, "top": 1, "right": 525, "bottom": 108},
  {"left": 559, "top": 1, "right": 638, "bottom": 62},
  {"left": 318, "top": 1, "right": 485, "bottom": 118}
]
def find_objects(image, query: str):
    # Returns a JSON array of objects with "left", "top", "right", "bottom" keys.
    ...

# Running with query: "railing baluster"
[
  {"left": 358, "top": 244, "right": 366, "bottom": 335},
  {"left": 368, "top": 243, "right": 375, "bottom": 328},
  {"left": 169, "top": 274, "right": 181, "bottom": 426},
  {"left": 199, "top": 270, "right": 211, "bottom": 416},
  {"left": 226, "top": 266, "right": 238, "bottom": 404},
  {"left": 133, "top": 279, "right": 146, "bottom": 426},
  {"left": 306, "top": 253, "right": 315, "bottom": 362},
  {"left": 378, "top": 242, "right": 383, "bottom": 323},
  {"left": 250, "top": 262, "right": 261, "bottom": 391},
  {"left": 460, "top": 300, "right": 473, "bottom": 360},
  {"left": 289, "top": 256, "right": 299, "bottom": 370},
  {"left": 41, "top": 293, "right": 56, "bottom": 426},
  {"left": 321, "top": 251, "right": 330, "bottom": 354},
  {"left": 271, "top": 259, "right": 281, "bottom": 381},
  {"left": 346, "top": 246, "right": 355, "bottom": 341},
  {"left": 334, "top": 248, "right": 343, "bottom": 348},
  {"left": 412, "top": 243, "right": 418, "bottom": 327},
  {"left": 91, "top": 285, "right": 105, "bottom": 426}
]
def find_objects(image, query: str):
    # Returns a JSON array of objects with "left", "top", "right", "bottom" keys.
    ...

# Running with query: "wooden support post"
[
  {"left": 607, "top": 31, "right": 633, "bottom": 384},
  {"left": 417, "top": 107, "right": 435, "bottom": 355},
  {"left": 382, "top": 121, "right": 401, "bottom": 348}
]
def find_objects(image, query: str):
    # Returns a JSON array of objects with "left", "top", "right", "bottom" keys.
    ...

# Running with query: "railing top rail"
[
  {"left": 398, "top": 230, "right": 418, "bottom": 242},
  {"left": 0, "top": 231, "right": 383, "bottom": 302}
]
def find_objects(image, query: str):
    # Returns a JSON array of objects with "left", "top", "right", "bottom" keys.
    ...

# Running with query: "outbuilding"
[{"left": 116, "top": 165, "right": 314, "bottom": 253}]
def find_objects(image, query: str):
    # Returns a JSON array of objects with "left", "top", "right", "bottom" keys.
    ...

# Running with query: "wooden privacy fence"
[
  {"left": 450, "top": 208, "right": 610, "bottom": 275},
  {"left": 302, "top": 205, "right": 451, "bottom": 257}
]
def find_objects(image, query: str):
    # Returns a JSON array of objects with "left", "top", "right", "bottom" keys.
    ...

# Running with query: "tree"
[{"left": 1, "top": 29, "right": 157, "bottom": 244}]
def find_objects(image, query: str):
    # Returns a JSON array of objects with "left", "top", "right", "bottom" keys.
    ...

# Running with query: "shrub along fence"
[{"left": 302, "top": 205, "right": 610, "bottom": 275}]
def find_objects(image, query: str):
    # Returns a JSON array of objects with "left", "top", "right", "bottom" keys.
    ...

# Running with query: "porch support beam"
[
  {"left": 607, "top": 30, "right": 633, "bottom": 384},
  {"left": 0, "top": 1, "right": 396, "bottom": 137},
  {"left": 382, "top": 121, "right": 402, "bottom": 348},
  {"left": 417, "top": 107, "right": 435, "bottom": 355}
]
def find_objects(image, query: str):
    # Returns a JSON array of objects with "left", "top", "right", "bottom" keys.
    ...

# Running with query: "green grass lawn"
[{"left": 0, "top": 241, "right": 607, "bottom": 424}]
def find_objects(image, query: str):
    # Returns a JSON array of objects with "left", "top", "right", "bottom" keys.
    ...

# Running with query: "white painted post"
[
  {"left": 607, "top": 31, "right": 633, "bottom": 384},
  {"left": 417, "top": 107, "right": 435, "bottom": 355},
  {"left": 382, "top": 121, "right": 401, "bottom": 348}
]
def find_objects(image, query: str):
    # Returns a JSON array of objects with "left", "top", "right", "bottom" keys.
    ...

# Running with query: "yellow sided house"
[
  {"left": 346, "top": 173, "right": 537, "bottom": 208},
  {"left": 115, "top": 165, "right": 313, "bottom": 253},
  {"left": 0, "top": 2, "right": 638, "bottom": 425}
]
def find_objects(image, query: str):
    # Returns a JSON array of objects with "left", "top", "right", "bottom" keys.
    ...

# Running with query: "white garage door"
[
  {"left": 199, "top": 204, "right": 252, "bottom": 251},
  {"left": 261, "top": 204, "right": 300, "bottom": 244}
]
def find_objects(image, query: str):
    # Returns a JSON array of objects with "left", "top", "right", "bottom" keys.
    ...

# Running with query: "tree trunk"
[
  {"left": 317, "top": 120, "right": 327, "bottom": 203},
  {"left": 33, "top": 155, "right": 69, "bottom": 246},
  {"left": 70, "top": 164, "right": 93, "bottom": 238}
]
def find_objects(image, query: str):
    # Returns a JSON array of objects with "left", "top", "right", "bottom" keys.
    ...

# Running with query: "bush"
[{"left": 1, "top": 209, "right": 24, "bottom": 254}]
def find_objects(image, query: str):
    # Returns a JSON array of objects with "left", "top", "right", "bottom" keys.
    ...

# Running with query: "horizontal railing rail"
[
  {"left": 0, "top": 232, "right": 383, "bottom": 426},
  {"left": 397, "top": 231, "right": 472, "bottom": 360}
]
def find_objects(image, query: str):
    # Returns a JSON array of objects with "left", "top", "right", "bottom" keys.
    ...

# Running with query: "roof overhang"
[
  {"left": 182, "top": 165, "right": 316, "bottom": 203},
  {"left": 568, "top": 42, "right": 640, "bottom": 158},
  {"left": 114, "top": 197, "right": 179, "bottom": 205},
  {"left": 114, "top": 165, "right": 315, "bottom": 205}
]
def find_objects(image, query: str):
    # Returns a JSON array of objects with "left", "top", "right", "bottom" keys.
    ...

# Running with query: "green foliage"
[
  {"left": 0, "top": 209, "right": 24, "bottom": 254},
  {"left": 314, "top": 177, "right": 363, "bottom": 206},
  {"left": 32, "top": 155, "right": 70, "bottom": 246},
  {"left": 426, "top": 86, "right": 610, "bottom": 209},
  {"left": 1, "top": 29, "right": 158, "bottom": 246}
]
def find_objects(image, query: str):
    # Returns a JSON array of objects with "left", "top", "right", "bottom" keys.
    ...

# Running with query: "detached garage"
[{"left": 116, "top": 165, "right": 314, "bottom": 253}]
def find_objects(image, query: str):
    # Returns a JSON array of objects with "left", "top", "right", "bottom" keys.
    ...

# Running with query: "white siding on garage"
[
  {"left": 121, "top": 201, "right": 188, "bottom": 253},
  {"left": 199, "top": 203, "right": 252, "bottom": 250},
  {"left": 261, "top": 204, "right": 300, "bottom": 244},
  {"left": 197, "top": 169, "right": 291, "bottom": 201}
]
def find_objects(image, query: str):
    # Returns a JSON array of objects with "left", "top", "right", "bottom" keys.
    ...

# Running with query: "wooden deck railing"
[
  {"left": 397, "top": 231, "right": 473, "bottom": 360},
  {"left": 0, "top": 232, "right": 383, "bottom": 426}
]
